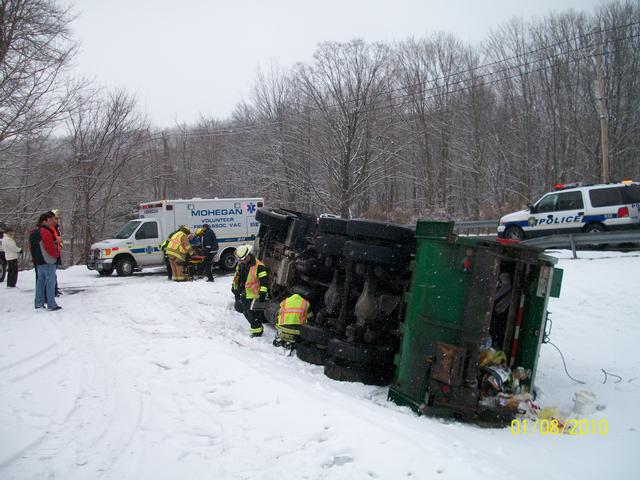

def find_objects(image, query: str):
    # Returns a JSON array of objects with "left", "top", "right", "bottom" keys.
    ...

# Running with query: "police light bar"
[{"left": 553, "top": 182, "right": 582, "bottom": 191}]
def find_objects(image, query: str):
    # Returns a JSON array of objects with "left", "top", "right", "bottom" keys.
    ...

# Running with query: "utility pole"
[{"left": 594, "top": 41, "right": 610, "bottom": 183}]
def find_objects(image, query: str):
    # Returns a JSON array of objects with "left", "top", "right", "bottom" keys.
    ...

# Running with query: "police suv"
[
  {"left": 87, "top": 197, "right": 263, "bottom": 276},
  {"left": 497, "top": 181, "right": 640, "bottom": 240}
]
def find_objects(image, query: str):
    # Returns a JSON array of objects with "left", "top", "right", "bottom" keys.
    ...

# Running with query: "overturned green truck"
[{"left": 254, "top": 209, "right": 562, "bottom": 424}]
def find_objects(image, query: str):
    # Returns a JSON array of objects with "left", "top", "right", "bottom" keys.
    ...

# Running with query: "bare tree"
[{"left": 0, "top": 0, "right": 78, "bottom": 149}]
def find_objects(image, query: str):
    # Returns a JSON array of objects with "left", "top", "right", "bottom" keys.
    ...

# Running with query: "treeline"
[{"left": 1, "top": 0, "right": 639, "bottom": 264}]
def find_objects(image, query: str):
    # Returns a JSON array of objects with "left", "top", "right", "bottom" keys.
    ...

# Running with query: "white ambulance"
[
  {"left": 497, "top": 181, "right": 640, "bottom": 240},
  {"left": 87, "top": 197, "right": 264, "bottom": 276}
]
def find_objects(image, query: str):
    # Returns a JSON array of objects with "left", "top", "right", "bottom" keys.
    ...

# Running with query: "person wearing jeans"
[
  {"left": 33, "top": 213, "right": 61, "bottom": 311},
  {"left": 35, "top": 263, "right": 58, "bottom": 309}
]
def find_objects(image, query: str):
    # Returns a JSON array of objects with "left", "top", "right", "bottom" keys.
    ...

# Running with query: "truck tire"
[
  {"left": 314, "top": 236, "right": 346, "bottom": 256},
  {"left": 219, "top": 250, "right": 237, "bottom": 271},
  {"left": 343, "top": 241, "right": 410, "bottom": 268},
  {"left": 327, "top": 338, "right": 396, "bottom": 365},
  {"left": 318, "top": 217, "right": 347, "bottom": 235},
  {"left": 300, "top": 324, "right": 330, "bottom": 346},
  {"left": 346, "top": 219, "right": 415, "bottom": 244},
  {"left": 115, "top": 256, "right": 134, "bottom": 276},
  {"left": 324, "top": 358, "right": 394, "bottom": 386},
  {"left": 296, "top": 342, "right": 328, "bottom": 365},
  {"left": 256, "top": 208, "right": 290, "bottom": 230}
]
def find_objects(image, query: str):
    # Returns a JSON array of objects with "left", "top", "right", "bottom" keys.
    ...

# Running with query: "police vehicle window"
[
  {"left": 621, "top": 185, "right": 640, "bottom": 203},
  {"left": 135, "top": 222, "right": 159, "bottom": 240},
  {"left": 589, "top": 187, "right": 623, "bottom": 207},
  {"left": 556, "top": 191, "right": 584, "bottom": 211},
  {"left": 535, "top": 194, "right": 558, "bottom": 213},
  {"left": 115, "top": 221, "right": 140, "bottom": 239}
]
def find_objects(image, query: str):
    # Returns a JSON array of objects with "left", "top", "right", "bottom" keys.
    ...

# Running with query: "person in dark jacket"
[
  {"left": 0, "top": 222, "right": 7, "bottom": 283},
  {"left": 201, "top": 224, "right": 218, "bottom": 282},
  {"left": 29, "top": 214, "right": 48, "bottom": 293},
  {"left": 32, "top": 212, "right": 61, "bottom": 311}
]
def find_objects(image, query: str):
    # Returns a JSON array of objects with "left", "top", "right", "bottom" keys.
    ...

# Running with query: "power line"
[{"left": 139, "top": 21, "right": 639, "bottom": 143}]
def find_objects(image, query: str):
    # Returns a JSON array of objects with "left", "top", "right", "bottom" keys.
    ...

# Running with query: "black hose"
[{"left": 546, "top": 341, "right": 586, "bottom": 385}]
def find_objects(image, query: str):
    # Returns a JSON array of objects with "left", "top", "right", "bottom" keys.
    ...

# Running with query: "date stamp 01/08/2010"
[{"left": 510, "top": 418, "right": 609, "bottom": 436}]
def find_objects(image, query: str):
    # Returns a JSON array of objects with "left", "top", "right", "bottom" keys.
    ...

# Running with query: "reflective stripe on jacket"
[
  {"left": 277, "top": 294, "right": 313, "bottom": 337},
  {"left": 165, "top": 231, "right": 192, "bottom": 261},
  {"left": 233, "top": 257, "right": 268, "bottom": 299}
]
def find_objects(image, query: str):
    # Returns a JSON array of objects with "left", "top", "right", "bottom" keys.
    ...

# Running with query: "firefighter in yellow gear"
[
  {"left": 273, "top": 293, "right": 313, "bottom": 348},
  {"left": 231, "top": 244, "right": 269, "bottom": 337},
  {"left": 165, "top": 225, "right": 194, "bottom": 281}
]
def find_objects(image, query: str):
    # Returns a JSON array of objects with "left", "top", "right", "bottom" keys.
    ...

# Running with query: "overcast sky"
[{"left": 69, "top": 0, "right": 605, "bottom": 128}]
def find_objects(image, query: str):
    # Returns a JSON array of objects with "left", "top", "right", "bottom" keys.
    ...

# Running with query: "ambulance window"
[
  {"left": 556, "top": 191, "right": 584, "bottom": 211},
  {"left": 115, "top": 221, "right": 140, "bottom": 239},
  {"left": 135, "top": 222, "right": 159, "bottom": 240},
  {"left": 589, "top": 188, "right": 623, "bottom": 207},
  {"left": 535, "top": 194, "right": 558, "bottom": 213}
]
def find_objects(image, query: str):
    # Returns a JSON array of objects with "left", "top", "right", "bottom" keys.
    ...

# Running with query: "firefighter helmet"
[
  {"left": 179, "top": 224, "right": 190, "bottom": 234},
  {"left": 235, "top": 244, "right": 253, "bottom": 261},
  {"left": 195, "top": 227, "right": 203, "bottom": 236}
]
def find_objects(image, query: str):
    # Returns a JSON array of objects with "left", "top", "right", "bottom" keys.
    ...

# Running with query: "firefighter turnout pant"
[
  {"left": 239, "top": 296, "right": 264, "bottom": 336},
  {"left": 164, "top": 255, "right": 172, "bottom": 280},
  {"left": 169, "top": 257, "right": 188, "bottom": 282}
]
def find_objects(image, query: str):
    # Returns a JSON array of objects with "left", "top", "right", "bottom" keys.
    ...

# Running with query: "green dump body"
[{"left": 388, "top": 221, "right": 563, "bottom": 423}]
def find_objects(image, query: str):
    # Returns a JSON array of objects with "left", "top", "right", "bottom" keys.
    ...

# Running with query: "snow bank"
[{"left": 0, "top": 252, "right": 637, "bottom": 479}]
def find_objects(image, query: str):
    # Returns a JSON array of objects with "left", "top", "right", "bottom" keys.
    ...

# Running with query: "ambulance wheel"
[
  {"left": 296, "top": 342, "right": 328, "bottom": 365},
  {"left": 98, "top": 269, "right": 113, "bottom": 276},
  {"left": 583, "top": 222, "right": 606, "bottom": 233},
  {"left": 115, "top": 257, "right": 134, "bottom": 276},
  {"left": 220, "top": 250, "right": 237, "bottom": 271},
  {"left": 504, "top": 226, "right": 525, "bottom": 241}
]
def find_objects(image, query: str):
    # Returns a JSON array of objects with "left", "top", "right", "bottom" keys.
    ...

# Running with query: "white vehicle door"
[
  {"left": 528, "top": 190, "right": 585, "bottom": 235},
  {"left": 132, "top": 221, "right": 163, "bottom": 266}
]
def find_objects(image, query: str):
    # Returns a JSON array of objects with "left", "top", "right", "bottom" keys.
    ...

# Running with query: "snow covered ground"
[{"left": 0, "top": 251, "right": 638, "bottom": 480}]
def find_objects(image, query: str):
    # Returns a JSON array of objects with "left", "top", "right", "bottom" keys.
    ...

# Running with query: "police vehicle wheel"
[
  {"left": 504, "top": 226, "right": 525, "bottom": 241},
  {"left": 584, "top": 222, "right": 606, "bottom": 233},
  {"left": 345, "top": 219, "right": 415, "bottom": 244},
  {"left": 220, "top": 250, "right": 237, "bottom": 271},
  {"left": 115, "top": 257, "right": 134, "bottom": 276},
  {"left": 98, "top": 269, "right": 113, "bottom": 276},
  {"left": 327, "top": 338, "right": 396, "bottom": 365},
  {"left": 343, "top": 241, "right": 410, "bottom": 268},
  {"left": 296, "top": 341, "right": 328, "bottom": 365}
]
